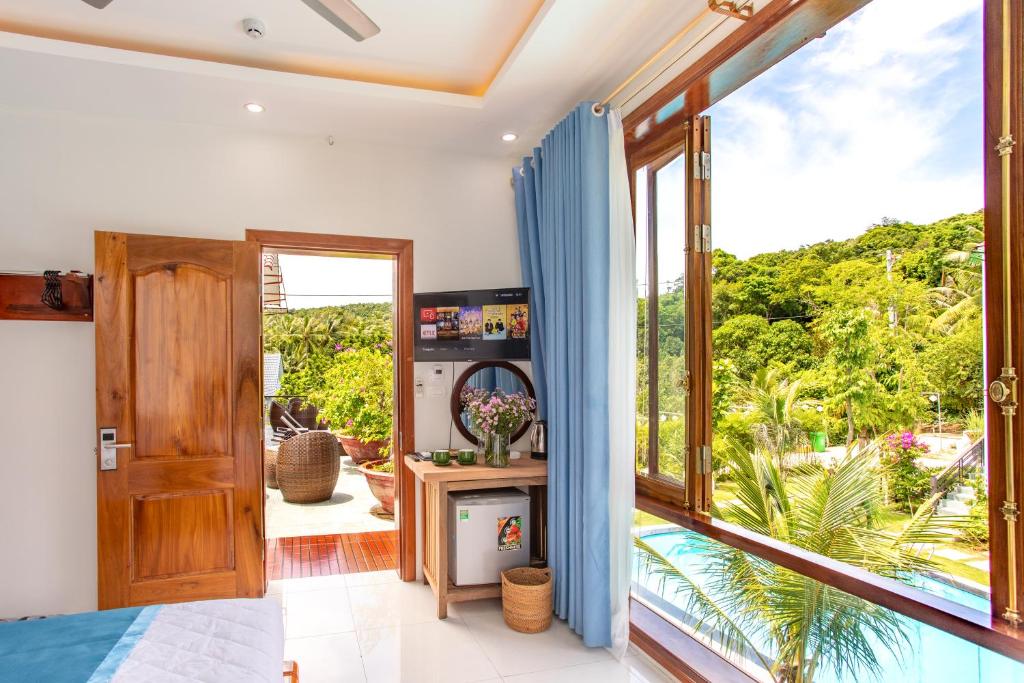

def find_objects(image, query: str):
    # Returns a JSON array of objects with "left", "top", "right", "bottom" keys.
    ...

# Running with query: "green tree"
[
  {"left": 714, "top": 315, "right": 813, "bottom": 381},
  {"left": 814, "top": 307, "right": 879, "bottom": 446}
]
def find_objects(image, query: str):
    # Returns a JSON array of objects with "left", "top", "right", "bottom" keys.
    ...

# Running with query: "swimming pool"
[{"left": 634, "top": 529, "right": 1024, "bottom": 682}]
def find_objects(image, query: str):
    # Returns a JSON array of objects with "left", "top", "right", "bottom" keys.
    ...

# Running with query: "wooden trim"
[
  {"left": 983, "top": 0, "right": 1024, "bottom": 626},
  {"left": 636, "top": 492, "right": 1024, "bottom": 662},
  {"left": 630, "top": 599, "right": 757, "bottom": 683},
  {"left": 245, "top": 229, "right": 417, "bottom": 582},
  {"left": 449, "top": 361, "right": 536, "bottom": 444},
  {"left": 622, "top": 0, "right": 872, "bottom": 138}
]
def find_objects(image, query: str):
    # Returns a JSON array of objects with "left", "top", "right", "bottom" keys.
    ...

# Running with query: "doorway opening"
[{"left": 249, "top": 230, "right": 416, "bottom": 584}]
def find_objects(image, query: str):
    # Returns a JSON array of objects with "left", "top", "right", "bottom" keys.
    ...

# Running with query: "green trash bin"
[{"left": 809, "top": 431, "right": 828, "bottom": 453}]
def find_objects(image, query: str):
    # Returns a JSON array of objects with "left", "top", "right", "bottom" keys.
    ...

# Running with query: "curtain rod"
[{"left": 594, "top": 0, "right": 754, "bottom": 115}]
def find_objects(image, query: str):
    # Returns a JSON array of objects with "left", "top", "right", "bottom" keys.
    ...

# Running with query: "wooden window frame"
[
  {"left": 245, "top": 229, "right": 416, "bottom": 582},
  {"left": 637, "top": 146, "right": 685, "bottom": 482},
  {"left": 624, "top": 0, "right": 1024, "bottom": 672}
]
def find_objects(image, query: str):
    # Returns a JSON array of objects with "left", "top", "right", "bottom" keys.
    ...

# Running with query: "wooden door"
[{"left": 95, "top": 232, "right": 263, "bottom": 608}]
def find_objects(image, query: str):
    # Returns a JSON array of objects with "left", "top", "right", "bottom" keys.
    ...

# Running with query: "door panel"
[
  {"left": 132, "top": 490, "right": 234, "bottom": 580},
  {"left": 96, "top": 231, "right": 262, "bottom": 609},
  {"left": 134, "top": 265, "right": 231, "bottom": 458}
]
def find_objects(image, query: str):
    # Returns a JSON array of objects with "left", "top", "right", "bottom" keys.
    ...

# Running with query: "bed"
[{"left": 0, "top": 597, "right": 290, "bottom": 682}]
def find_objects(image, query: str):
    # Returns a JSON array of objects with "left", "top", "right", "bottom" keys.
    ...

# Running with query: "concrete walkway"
[{"left": 266, "top": 456, "right": 395, "bottom": 539}]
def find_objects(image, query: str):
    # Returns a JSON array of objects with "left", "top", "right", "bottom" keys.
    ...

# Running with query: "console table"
[{"left": 405, "top": 455, "right": 548, "bottom": 618}]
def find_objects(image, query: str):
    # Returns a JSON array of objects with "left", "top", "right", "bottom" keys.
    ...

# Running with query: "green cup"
[
  {"left": 432, "top": 449, "right": 451, "bottom": 466},
  {"left": 457, "top": 449, "right": 477, "bottom": 466}
]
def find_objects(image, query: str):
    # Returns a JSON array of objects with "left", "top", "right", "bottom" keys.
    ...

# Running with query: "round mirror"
[{"left": 450, "top": 361, "right": 536, "bottom": 445}]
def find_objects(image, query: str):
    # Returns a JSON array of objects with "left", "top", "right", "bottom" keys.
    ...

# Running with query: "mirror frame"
[{"left": 450, "top": 361, "right": 536, "bottom": 445}]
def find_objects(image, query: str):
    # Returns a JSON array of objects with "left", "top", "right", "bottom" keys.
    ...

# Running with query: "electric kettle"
[{"left": 529, "top": 419, "right": 547, "bottom": 460}]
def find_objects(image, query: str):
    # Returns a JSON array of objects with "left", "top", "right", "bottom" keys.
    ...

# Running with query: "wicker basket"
[
  {"left": 276, "top": 431, "right": 340, "bottom": 504},
  {"left": 501, "top": 567, "right": 553, "bottom": 633},
  {"left": 264, "top": 446, "right": 280, "bottom": 489}
]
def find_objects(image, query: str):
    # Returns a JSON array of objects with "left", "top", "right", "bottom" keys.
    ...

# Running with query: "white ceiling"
[
  {"left": 0, "top": 0, "right": 545, "bottom": 95},
  {"left": 0, "top": 0, "right": 746, "bottom": 159}
]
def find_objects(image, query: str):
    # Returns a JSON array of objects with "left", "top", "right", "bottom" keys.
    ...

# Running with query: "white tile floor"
[{"left": 269, "top": 572, "right": 675, "bottom": 683}]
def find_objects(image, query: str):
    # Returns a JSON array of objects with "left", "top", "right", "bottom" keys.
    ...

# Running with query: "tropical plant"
[
  {"left": 736, "top": 367, "right": 809, "bottom": 471},
  {"left": 929, "top": 226, "right": 983, "bottom": 335},
  {"left": 310, "top": 346, "right": 393, "bottom": 448},
  {"left": 635, "top": 440, "right": 950, "bottom": 683}
]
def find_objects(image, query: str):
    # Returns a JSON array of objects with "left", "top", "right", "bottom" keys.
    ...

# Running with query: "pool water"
[{"left": 634, "top": 530, "right": 1024, "bottom": 682}]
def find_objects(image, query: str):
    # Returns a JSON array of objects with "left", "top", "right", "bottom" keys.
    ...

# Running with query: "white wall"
[
  {"left": 413, "top": 361, "right": 533, "bottom": 454},
  {"left": 0, "top": 109, "right": 521, "bottom": 617}
]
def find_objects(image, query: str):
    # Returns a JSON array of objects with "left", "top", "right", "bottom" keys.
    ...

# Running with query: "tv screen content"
[{"left": 414, "top": 287, "right": 530, "bottom": 361}]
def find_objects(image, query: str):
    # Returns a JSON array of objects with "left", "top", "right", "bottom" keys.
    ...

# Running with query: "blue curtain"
[{"left": 513, "top": 102, "right": 611, "bottom": 647}]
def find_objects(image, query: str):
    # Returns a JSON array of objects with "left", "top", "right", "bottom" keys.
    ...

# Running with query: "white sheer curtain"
[{"left": 606, "top": 108, "right": 637, "bottom": 658}]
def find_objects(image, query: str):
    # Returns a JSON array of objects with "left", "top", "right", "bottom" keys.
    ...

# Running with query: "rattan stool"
[{"left": 277, "top": 431, "right": 340, "bottom": 503}]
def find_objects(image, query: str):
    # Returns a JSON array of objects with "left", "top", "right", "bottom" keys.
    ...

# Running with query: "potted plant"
[
  {"left": 358, "top": 457, "right": 395, "bottom": 515},
  {"left": 312, "top": 347, "right": 393, "bottom": 464},
  {"left": 461, "top": 388, "right": 536, "bottom": 467}
]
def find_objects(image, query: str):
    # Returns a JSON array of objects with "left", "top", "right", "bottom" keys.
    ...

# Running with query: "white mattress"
[{"left": 111, "top": 597, "right": 284, "bottom": 683}]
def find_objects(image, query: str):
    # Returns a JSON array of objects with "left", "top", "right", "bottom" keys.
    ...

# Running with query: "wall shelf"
[{"left": 0, "top": 272, "right": 93, "bottom": 322}]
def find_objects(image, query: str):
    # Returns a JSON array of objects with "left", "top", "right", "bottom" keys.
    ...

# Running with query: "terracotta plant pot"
[
  {"left": 338, "top": 435, "right": 391, "bottom": 465},
  {"left": 359, "top": 459, "right": 395, "bottom": 515}
]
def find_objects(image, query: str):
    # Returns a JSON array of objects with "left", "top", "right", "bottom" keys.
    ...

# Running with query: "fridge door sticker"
[
  {"left": 498, "top": 516, "right": 523, "bottom": 551},
  {"left": 459, "top": 509, "right": 470, "bottom": 522}
]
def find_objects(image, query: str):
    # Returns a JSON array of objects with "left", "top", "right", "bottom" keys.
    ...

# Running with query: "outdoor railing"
[{"left": 930, "top": 438, "right": 985, "bottom": 497}]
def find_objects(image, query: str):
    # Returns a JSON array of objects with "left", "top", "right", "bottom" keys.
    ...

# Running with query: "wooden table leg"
[{"left": 435, "top": 481, "right": 449, "bottom": 619}]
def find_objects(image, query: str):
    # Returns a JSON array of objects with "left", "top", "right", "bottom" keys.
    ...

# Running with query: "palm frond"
[{"left": 633, "top": 537, "right": 775, "bottom": 672}]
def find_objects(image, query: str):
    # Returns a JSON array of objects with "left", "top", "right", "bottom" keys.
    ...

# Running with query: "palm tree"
[
  {"left": 636, "top": 440, "right": 949, "bottom": 682},
  {"left": 930, "top": 229, "right": 983, "bottom": 335},
  {"left": 739, "top": 368, "right": 809, "bottom": 471}
]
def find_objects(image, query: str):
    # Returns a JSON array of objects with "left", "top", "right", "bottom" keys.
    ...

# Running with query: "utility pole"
[{"left": 886, "top": 249, "right": 897, "bottom": 328}]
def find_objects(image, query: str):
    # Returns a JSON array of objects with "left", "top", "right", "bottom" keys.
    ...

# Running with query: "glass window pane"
[
  {"left": 707, "top": 0, "right": 987, "bottom": 598},
  {"left": 635, "top": 167, "right": 651, "bottom": 477},
  {"left": 632, "top": 513, "right": 1020, "bottom": 682},
  {"left": 653, "top": 155, "right": 687, "bottom": 484}
]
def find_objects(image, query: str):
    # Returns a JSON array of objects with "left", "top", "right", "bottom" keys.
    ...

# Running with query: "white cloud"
[{"left": 709, "top": 0, "right": 982, "bottom": 258}]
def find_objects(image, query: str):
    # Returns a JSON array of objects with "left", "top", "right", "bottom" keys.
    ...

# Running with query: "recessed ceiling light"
[
  {"left": 245, "top": 102, "right": 265, "bottom": 114},
  {"left": 501, "top": 132, "right": 518, "bottom": 142}
]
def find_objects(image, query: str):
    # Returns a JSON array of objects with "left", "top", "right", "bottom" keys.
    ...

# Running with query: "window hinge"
[
  {"left": 694, "top": 224, "right": 711, "bottom": 253},
  {"left": 694, "top": 151, "right": 711, "bottom": 180},
  {"left": 696, "top": 445, "right": 712, "bottom": 474}
]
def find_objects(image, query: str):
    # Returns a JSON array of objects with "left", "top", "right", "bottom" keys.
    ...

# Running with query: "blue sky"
[{"left": 708, "top": 0, "right": 983, "bottom": 259}]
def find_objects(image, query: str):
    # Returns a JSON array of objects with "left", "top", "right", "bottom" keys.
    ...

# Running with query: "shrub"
[
  {"left": 881, "top": 431, "right": 933, "bottom": 512},
  {"left": 311, "top": 347, "right": 393, "bottom": 446}
]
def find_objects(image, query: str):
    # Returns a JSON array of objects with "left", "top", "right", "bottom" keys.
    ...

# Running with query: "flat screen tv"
[{"left": 414, "top": 287, "right": 531, "bottom": 362}]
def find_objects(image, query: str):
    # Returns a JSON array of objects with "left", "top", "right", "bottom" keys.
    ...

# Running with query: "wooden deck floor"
[{"left": 266, "top": 530, "right": 398, "bottom": 580}]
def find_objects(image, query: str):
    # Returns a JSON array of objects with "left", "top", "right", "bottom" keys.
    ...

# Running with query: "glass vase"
[
  {"left": 473, "top": 429, "right": 488, "bottom": 460},
  {"left": 486, "top": 432, "right": 511, "bottom": 468}
]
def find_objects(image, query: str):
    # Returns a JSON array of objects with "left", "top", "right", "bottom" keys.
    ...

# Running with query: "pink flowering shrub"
[
  {"left": 881, "top": 431, "right": 933, "bottom": 511},
  {"left": 461, "top": 388, "right": 536, "bottom": 436}
]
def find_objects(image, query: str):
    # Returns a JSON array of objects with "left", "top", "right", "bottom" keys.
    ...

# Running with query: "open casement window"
[
  {"left": 633, "top": 115, "right": 713, "bottom": 513},
  {"left": 622, "top": 0, "right": 1024, "bottom": 678}
]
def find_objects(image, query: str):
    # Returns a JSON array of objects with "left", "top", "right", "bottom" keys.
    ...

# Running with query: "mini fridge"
[{"left": 448, "top": 488, "right": 530, "bottom": 586}]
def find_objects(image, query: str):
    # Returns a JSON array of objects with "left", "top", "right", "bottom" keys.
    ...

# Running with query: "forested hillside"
[
  {"left": 263, "top": 302, "right": 393, "bottom": 398},
  {"left": 641, "top": 210, "right": 984, "bottom": 455}
]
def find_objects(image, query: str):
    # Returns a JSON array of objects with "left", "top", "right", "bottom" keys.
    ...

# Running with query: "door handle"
[{"left": 99, "top": 428, "right": 132, "bottom": 471}]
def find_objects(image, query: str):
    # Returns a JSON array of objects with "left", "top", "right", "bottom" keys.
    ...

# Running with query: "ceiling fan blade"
[
  {"left": 299, "top": 0, "right": 380, "bottom": 41},
  {"left": 81, "top": 0, "right": 115, "bottom": 7}
]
